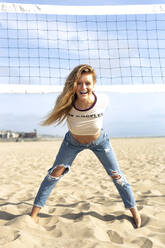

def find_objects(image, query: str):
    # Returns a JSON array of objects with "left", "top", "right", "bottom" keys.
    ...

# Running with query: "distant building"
[
  {"left": 0, "top": 130, "right": 18, "bottom": 139},
  {"left": 0, "top": 129, "right": 37, "bottom": 140},
  {"left": 19, "top": 129, "right": 37, "bottom": 139}
]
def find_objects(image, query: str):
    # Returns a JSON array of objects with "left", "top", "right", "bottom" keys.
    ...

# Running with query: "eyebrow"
[{"left": 78, "top": 80, "right": 91, "bottom": 83}]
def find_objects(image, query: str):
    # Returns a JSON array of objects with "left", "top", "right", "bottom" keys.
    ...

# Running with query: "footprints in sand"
[
  {"left": 5, "top": 215, "right": 44, "bottom": 231},
  {"left": 1, "top": 139, "right": 165, "bottom": 247},
  {"left": 13, "top": 231, "right": 21, "bottom": 241},
  {"left": 0, "top": 192, "right": 157, "bottom": 248},
  {"left": 107, "top": 230, "right": 124, "bottom": 244},
  {"left": 140, "top": 214, "right": 150, "bottom": 228},
  {"left": 131, "top": 237, "right": 153, "bottom": 248},
  {"left": 107, "top": 230, "right": 153, "bottom": 247},
  {"left": 0, "top": 208, "right": 160, "bottom": 248},
  {"left": 0, "top": 226, "right": 17, "bottom": 245}
]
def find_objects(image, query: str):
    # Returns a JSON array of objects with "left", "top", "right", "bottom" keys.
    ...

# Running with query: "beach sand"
[{"left": 0, "top": 137, "right": 165, "bottom": 248}]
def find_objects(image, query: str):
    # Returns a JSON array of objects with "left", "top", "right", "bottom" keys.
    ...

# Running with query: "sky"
[
  {"left": 0, "top": 0, "right": 165, "bottom": 138},
  {"left": 1, "top": 92, "right": 165, "bottom": 138}
]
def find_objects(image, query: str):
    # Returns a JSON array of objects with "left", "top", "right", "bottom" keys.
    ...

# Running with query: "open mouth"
[{"left": 80, "top": 91, "right": 88, "bottom": 95}]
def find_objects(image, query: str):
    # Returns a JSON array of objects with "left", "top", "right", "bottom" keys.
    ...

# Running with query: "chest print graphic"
[{"left": 68, "top": 113, "right": 103, "bottom": 118}]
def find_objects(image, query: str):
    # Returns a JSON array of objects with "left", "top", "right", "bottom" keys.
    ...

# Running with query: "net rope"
[{"left": 0, "top": 2, "right": 165, "bottom": 93}]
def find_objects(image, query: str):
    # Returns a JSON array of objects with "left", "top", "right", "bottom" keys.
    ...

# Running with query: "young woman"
[{"left": 30, "top": 64, "right": 141, "bottom": 228}]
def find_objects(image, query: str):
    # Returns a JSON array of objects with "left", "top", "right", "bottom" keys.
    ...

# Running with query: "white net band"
[{"left": 0, "top": 3, "right": 165, "bottom": 15}]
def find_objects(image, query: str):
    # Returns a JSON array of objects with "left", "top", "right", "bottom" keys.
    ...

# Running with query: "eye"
[{"left": 77, "top": 82, "right": 82, "bottom": 86}]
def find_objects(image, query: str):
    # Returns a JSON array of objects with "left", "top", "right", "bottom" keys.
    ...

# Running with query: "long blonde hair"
[{"left": 41, "top": 64, "right": 96, "bottom": 126}]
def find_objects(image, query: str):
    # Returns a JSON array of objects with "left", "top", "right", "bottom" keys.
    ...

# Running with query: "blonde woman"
[{"left": 30, "top": 64, "right": 141, "bottom": 228}]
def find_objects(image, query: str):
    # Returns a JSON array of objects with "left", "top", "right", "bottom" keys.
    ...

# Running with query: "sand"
[{"left": 0, "top": 137, "right": 165, "bottom": 248}]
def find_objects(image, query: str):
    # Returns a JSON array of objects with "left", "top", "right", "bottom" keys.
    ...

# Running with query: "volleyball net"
[{"left": 0, "top": 2, "right": 165, "bottom": 93}]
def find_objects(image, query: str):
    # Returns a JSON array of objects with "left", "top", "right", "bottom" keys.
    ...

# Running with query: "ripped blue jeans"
[{"left": 34, "top": 129, "right": 136, "bottom": 209}]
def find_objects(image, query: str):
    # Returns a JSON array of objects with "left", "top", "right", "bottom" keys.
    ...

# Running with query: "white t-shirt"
[{"left": 66, "top": 93, "right": 108, "bottom": 135}]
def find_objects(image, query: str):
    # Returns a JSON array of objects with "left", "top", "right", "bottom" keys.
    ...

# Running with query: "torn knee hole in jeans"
[
  {"left": 111, "top": 171, "right": 121, "bottom": 180},
  {"left": 50, "top": 164, "right": 69, "bottom": 179},
  {"left": 111, "top": 171, "right": 124, "bottom": 185}
]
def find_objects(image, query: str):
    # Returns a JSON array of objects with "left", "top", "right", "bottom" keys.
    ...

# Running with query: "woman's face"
[{"left": 75, "top": 73, "right": 95, "bottom": 101}]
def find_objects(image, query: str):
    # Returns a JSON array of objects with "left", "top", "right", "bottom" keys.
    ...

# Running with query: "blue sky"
[
  {"left": 1, "top": 92, "right": 165, "bottom": 137},
  {"left": 0, "top": 0, "right": 165, "bottom": 137}
]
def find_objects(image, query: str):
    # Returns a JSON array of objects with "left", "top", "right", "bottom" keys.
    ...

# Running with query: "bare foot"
[
  {"left": 30, "top": 205, "right": 41, "bottom": 223},
  {"left": 30, "top": 215, "right": 39, "bottom": 224},
  {"left": 130, "top": 207, "right": 141, "bottom": 228},
  {"left": 133, "top": 214, "right": 141, "bottom": 228}
]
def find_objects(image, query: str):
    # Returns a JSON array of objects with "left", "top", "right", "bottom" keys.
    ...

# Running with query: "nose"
[{"left": 81, "top": 83, "right": 86, "bottom": 89}]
